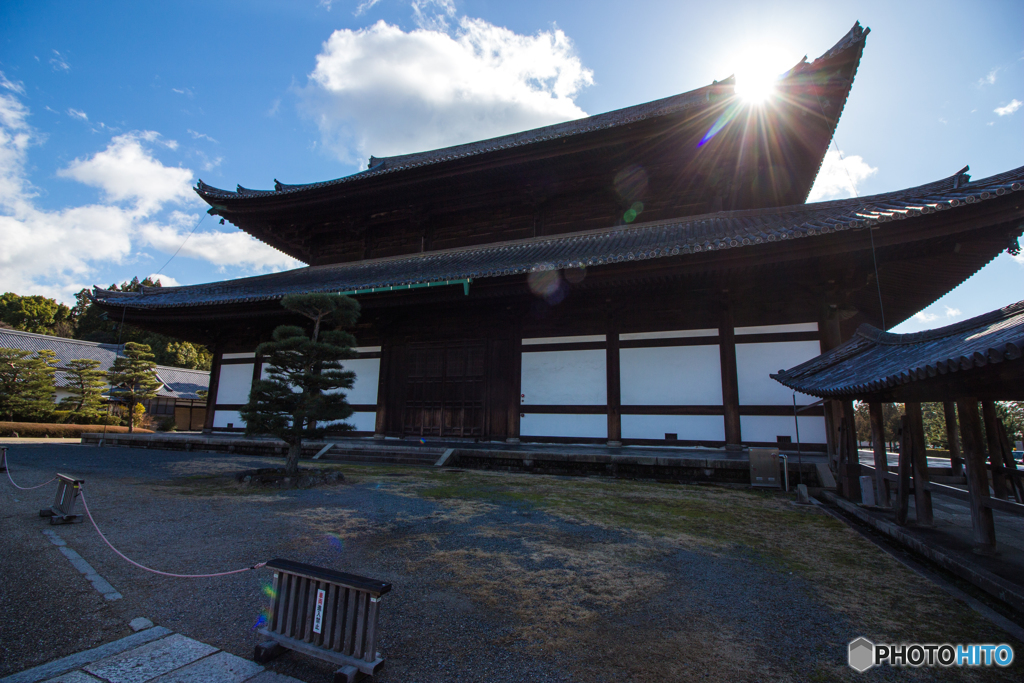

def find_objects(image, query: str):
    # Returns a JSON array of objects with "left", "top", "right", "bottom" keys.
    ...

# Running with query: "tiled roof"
[
  {"left": 0, "top": 329, "right": 208, "bottom": 399},
  {"left": 196, "top": 23, "right": 868, "bottom": 202},
  {"left": 94, "top": 163, "right": 1024, "bottom": 311},
  {"left": 771, "top": 300, "right": 1024, "bottom": 399}
]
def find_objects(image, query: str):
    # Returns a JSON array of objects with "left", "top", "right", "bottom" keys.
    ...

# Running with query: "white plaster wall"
[
  {"left": 55, "top": 389, "right": 74, "bottom": 403},
  {"left": 620, "top": 345, "right": 722, "bottom": 405},
  {"left": 349, "top": 412, "right": 377, "bottom": 432},
  {"left": 621, "top": 414, "right": 725, "bottom": 441},
  {"left": 213, "top": 410, "right": 243, "bottom": 429},
  {"left": 520, "top": 413, "right": 607, "bottom": 438},
  {"left": 734, "top": 323, "right": 818, "bottom": 335},
  {"left": 520, "top": 350, "right": 606, "bottom": 405},
  {"left": 619, "top": 328, "right": 717, "bottom": 341},
  {"left": 341, "top": 358, "right": 379, "bottom": 405},
  {"left": 740, "top": 415, "right": 827, "bottom": 444},
  {"left": 222, "top": 352, "right": 255, "bottom": 359},
  {"left": 736, "top": 341, "right": 822, "bottom": 405},
  {"left": 217, "top": 364, "right": 254, "bottom": 405},
  {"left": 522, "top": 335, "right": 604, "bottom": 345}
]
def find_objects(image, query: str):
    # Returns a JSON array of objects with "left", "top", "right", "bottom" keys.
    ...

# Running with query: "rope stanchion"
[{"left": 78, "top": 488, "right": 266, "bottom": 578}]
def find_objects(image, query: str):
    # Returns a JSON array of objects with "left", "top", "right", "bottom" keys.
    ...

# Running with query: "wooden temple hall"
[{"left": 94, "top": 23, "right": 1024, "bottom": 457}]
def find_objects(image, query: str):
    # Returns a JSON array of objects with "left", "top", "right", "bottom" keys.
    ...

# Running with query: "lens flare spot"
[
  {"left": 613, "top": 165, "right": 648, "bottom": 204},
  {"left": 251, "top": 613, "right": 268, "bottom": 631},
  {"left": 699, "top": 102, "right": 742, "bottom": 147},
  {"left": 326, "top": 532, "right": 345, "bottom": 552},
  {"left": 527, "top": 268, "right": 566, "bottom": 305},
  {"left": 261, "top": 584, "right": 277, "bottom": 599}
]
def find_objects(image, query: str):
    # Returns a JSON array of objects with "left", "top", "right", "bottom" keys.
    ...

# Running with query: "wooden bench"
[
  {"left": 255, "top": 558, "right": 392, "bottom": 683},
  {"left": 39, "top": 474, "right": 84, "bottom": 525}
]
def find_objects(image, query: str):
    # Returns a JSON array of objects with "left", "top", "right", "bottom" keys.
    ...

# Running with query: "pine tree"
[
  {"left": 58, "top": 358, "right": 108, "bottom": 419},
  {"left": 107, "top": 342, "right": 162, "bottom": 433},
  {"left": 0, "top": 348, "right": 57, "bottom": 421},
  {"left": 240, "top": 294, "right": 360, "bottom": 475}
]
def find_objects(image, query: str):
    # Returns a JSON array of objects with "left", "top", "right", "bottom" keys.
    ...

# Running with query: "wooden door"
[{"left": 402, "top": 340, "right": 486, "bottom": 437}]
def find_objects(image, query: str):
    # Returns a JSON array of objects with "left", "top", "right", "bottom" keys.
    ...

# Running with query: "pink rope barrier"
[
  {"left": 79, "top": 488, "right": 267, "bottom": 579},
  {"left": 5, "top": 467, "right": 58, "bottom": 491}
]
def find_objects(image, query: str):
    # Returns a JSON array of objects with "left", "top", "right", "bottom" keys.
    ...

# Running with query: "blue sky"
[{"left": 0, "top": 0, "right": 1021, "bottom": 333}]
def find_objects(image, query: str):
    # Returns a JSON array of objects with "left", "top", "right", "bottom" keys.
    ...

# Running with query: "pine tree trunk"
[
  {"left": 128, "top": 399, "right": 135, "bottom": 433},
  {"left": 284, "top": 440, "right": 302, "bottom": 475}
]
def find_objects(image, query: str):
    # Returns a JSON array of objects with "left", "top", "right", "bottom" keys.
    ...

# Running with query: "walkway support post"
[
  {"left": 981, "top": 401, "right": 1010, "bottom": 500},
  {"left": 841, "top": 400, "right": 861, "bottom": 501},
  {"left": 906, "top": 402, "right": 933, "bottom": 526},
  {"left": 943, "top": 401, "right": 964, "bottom": 477},
  {"left": 895, "top": 416, "right": 911, "bottom": 526},
  {"left": 957, "top": 399, "right": 996, "bottom": 554},
  {"left": 868, "top": 402, "right": 890, "bottom": 507}
]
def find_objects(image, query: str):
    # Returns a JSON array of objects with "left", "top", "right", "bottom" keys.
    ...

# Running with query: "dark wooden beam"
[
  {"left": 956, "top": 398, "right": 996, "bottom": 553},
  {"left": 606, "top": 327, "right": 622, "bottom": 447},
  {"left": 981, "top": 400, "right": 1011, "bottom": 500},
  {"left": 906, "top": 402, "right": 934, "bottom": 526},
  {"left": 868, "top": 401, "right": 890, "bottom": 508},
  {"left": 203, "top": 348, "right": 222, "bottom": 434},
  {"left": 943, "top": 401, "right": 964, "bottom": 477},
  {"left": 718, "top": 298, "right": 741, "bottom": 450}
]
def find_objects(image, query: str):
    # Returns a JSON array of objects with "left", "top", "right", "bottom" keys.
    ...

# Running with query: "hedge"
[{"left": 0, "top": 422, "right": 154, "bottom": 438}]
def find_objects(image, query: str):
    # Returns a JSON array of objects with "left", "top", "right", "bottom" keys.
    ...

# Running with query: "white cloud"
[
  {"left": 146, "top": 273, "right": 181, "bottom": 287},
  {"left": 301, "top": 17, "right": 593, "bottom": 165},
  {"left": 50, "top": 50, "right": 70, "bottom": 72},
  {"left": 57, "top": 131, "right": 195, "bottom": 213},
  {"left": 978, "top": 68, "right": 998, "bottom": 86},
  {"left": 67, "top": 108, "right": 88, "bottom": 121},
  {"left": 137, "top": 218, "right": 299, "bottom": 271},
  {"left": 807, "top": 150, "right": 878, "bottom": 202},
  {"left": 353, "top": 0, "right": 382, "bottom": 15},
  {"left": 171, "top": 87, "right": 195, "bottom": 98},
  {"left": 411, "top": 0, "right": 456, "bottom": 31},
  {"left": 0, "top": 73, "right": 25, "bottom": 95},
  {"left": 914, "top": 311, "right": 938, "bottom": 323},
  {"left": 188, "top": 129, "right": 217, "bottom": 143},
  {"left": 944, "top": 305, "right": 962, "bottom": 318},
  {"left": 0, "top": 80, "right": 299, "bottom": 302},
  {"left": 995, "top": 99, "right": 1022, "bottom": 116}
]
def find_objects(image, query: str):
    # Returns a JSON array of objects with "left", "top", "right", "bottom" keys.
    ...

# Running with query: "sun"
[{"left": 730, "top": 45, "right": 799, "bottom": 104}]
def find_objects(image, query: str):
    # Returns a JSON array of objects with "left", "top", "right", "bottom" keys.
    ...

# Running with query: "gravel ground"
[{"left": 1, "top": 443, "right": 1020, "bottom": 682}]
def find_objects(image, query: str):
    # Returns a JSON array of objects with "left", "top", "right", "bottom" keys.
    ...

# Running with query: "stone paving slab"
[
  {"left": 83, "top": 634, "right": 217, "bottom": 683},
  {"left": 2, "top": 625, "right": 307, "bottom": 683},
  {"left": 149, "top": 651, "right": 265, "bottom": 683},
  {"left": 41, "top": 673, "right": 102, "bottom": 683}
]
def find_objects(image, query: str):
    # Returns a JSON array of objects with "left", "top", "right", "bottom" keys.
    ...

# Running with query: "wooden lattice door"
[{"left": 403, "top": 341, "right": 486, "bottom": 437}]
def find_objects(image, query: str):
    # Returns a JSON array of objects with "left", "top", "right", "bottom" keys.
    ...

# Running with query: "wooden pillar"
[
  {"left": 606, "top": 328, "right": 622, "bottom": 447},
  {"left": 819, "top": 310, "right": 843, "bottom": 471},
  {"left": 957, "top": 398, "right": 996, "bottom": 553},
  {"left": 507, "top": 327, "right": 522, "bottom": 444},
  {"left": 943, "top": 401, "right": 964, "bottom": 477},
  {"left": 373, "top": 341, "right": 391, "bottom": 440},
  {"left": 981, "top": 401, "right": 1010, "bottom": 499},
  {"left": 251, "top": 352, "right": 263, "bottom": 394},
  {"left": 202, "top": 347, "right": 222, "bottom": 433},
  {"left": 905, "top": 402, "right": 933, "bottom": 526},
  {"left": 895, "top": 416, "right": 911, "bottom": 526},
  {"left": 718, "top": 299, "right": 742, "bottom": 450},
  {"left": 841, "top": 400, "right": 861, "bottom": 500},
  {"left": 995, "top": 419, "right": 1024, "bottom": 502},
  {"left": 868, "top": 402, "right": 890, "bottom": 507}
]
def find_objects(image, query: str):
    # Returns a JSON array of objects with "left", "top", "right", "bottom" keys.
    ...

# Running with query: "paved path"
[{"left": 0, "top": 621, "right": 302, "bottom": 683}]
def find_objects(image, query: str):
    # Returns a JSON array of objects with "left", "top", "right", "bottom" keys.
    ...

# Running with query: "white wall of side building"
[
  {"left": 213, "top": 348, "right": 380, "bottom": 432},
  {"left": 620, "top": 344, "right": 722, "bottom": 405}
]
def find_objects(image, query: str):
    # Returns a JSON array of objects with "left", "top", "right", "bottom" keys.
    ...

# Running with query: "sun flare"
[{"left": 730, "top": 46, "right": 799, "bottom": 104}]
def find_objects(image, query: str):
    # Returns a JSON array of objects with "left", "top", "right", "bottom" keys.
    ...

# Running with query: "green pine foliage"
[
  {"left": 0, "top": 292, "right": 74, "bottom": 337},
  {"left": 58, "top": 358, "right": 108, "bottom": 419},
  {"left": 241, "top": 293, "right": 360, "bottom": 475},
  {"left": 0, "top": 348, "right": 58, "bottom": 421},
  {"left": 106, "top": 342, "right": 162, "bottom": 433}
]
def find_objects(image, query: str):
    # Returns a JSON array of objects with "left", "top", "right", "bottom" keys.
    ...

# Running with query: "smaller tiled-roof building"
[{"left": 0, "top": 328, "right": 208, "bottom": 430}]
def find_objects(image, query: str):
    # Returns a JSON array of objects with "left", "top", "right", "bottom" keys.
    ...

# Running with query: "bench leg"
[
  {"left": 334, "top": 665, "right": 364, "bottom": 683},
  {"left": 254, "top": 640, "right": 287, "bottom": 664}
]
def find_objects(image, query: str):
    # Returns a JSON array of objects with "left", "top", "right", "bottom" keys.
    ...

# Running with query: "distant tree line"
[
  {"left": 854, "top": 401, "right": 1024, "bottom": 451},
  {"left": 0, "top": 342, "right": 162, "bottom": 431},
  {"left": 0, "top": 276, "right": 211, "bottom": 371}
]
